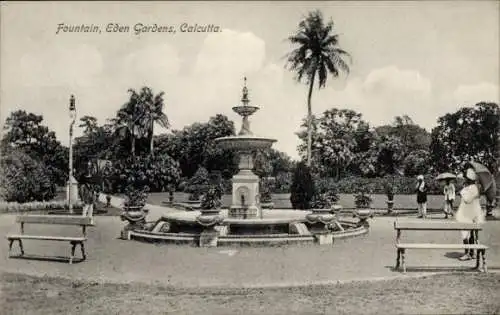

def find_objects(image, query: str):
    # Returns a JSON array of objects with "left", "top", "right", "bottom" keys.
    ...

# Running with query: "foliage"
[
  {"left": 0, "top": 200, "right": 84, "bottom": 213},
  {"left": 286, "top": 9, "right": 351, "bottom": 166},
  {"left": 354, "top": 191, "right": 373, "bottom": 208},
  {"left": 74, "top": 117, "right": 116, "bottom": 166},
  {"left": 186, "top": 167, "right": 210, "bottom": 200},
  {"left": 298, "top": 109, "right": 371, "bottom": 179},
  {"left": 403, "top": 149, "right": 431, "bottom": 176},
  {"left": 123, "top": 185, "right": 149, "bottom": 208},
  {"left": 259, "top": 177, "right": 274, "bottom": 203},
  {"left": 0, "top": 150, "right": 56, "bottom": 202},
  {"left": 310, "top": 177, "right": 339, "bottom": 209},
  {"left": 430, "top": 102, "right": 500, "bottom": 173},
  {"left": 273, "top": 171, "right": 293, "bottom": 193},
  {"left": 200, "top": 184, "right": 223, "bottom": 210},
  {"left": 290, "top": 161, "right": 315, "bottom": 209},
  {"left": 155, "top": 114, "right": 238, "bottom": 178},
  {"left": 108, "top": 155, "right": 181, "bottom": 193},
  {"left": 333, "top": 175, "right": 442, "bottom": 195},
  {"left": 2, "top": 110, "right": 69, "bottom": 186}
]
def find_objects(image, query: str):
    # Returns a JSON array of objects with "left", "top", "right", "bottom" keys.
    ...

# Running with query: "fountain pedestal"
[
  {"left": 215, "top": 77, "right": 276, "bottom": 220},
  {"left": 230, "top": 170, "right": 260, "bottom": 219}
]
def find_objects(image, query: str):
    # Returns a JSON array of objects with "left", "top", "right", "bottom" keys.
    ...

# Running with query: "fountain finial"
[{"left": 241, "top": 77, "right": 250, "bottom": 106}]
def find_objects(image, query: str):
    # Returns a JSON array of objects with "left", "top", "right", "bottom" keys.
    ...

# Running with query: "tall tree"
[
  {"left": 2, "top": 110, "right": 68, "bottom": 186},
  {"left": 430, "top": 102, "right": 499, "bottom": 173},
  {"left": 286, "top": 10, "right": 351, "bottom": 167},
  {"left": 129, "top": 87, "right": 170, "bottom": 156},
  {"left": 113, "top": 88, "right": 149, "bottom": 157}
]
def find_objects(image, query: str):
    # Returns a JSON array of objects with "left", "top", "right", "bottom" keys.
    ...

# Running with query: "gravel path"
[{"left": 0, "top": 198, "right": 499, "bottom": 289}]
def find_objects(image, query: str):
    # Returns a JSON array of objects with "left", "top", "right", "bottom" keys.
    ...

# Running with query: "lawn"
[
  {"left": 1, "top": 272, "right": 499, "bottom": 314},
  {"left": 147, "top": 192, "right": 491, "bottom": 211}
]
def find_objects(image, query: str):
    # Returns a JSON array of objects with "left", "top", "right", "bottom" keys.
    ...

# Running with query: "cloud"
[
  {"left": 310, "top": 66, "right": 435, "bottom": 130},
  {"left": 121, "top": 43, "right": 181, "bottom": 88},
  {"left": 18, "top": 44, "right": 103, "bottom": 88},
  {"left": 452, "top": 82, "right": 499, "bottom": 106},
  {"left": 193, "top": 29, "right": 266, "bottom": 79}
]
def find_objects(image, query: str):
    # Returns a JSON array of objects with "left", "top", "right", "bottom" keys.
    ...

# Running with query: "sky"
[{"left": 1, "top": 1, "right": 499, "bottom": 160}]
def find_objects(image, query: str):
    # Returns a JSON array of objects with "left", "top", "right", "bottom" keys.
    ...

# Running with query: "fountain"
[
  {"left": 122, "top": 78, "right": 370, "bottom": 246},
  {"left": 215, "top": 77, "right": 276, "bottom": 219}
]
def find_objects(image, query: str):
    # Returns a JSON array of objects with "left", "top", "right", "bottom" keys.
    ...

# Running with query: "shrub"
[
  {"left": 259, "top": 177, "right": 273, "bottom": 203},
  {"left": 273, "top": 171, "right": 293, "bottom": 193},
  {"left": 0, "top": 150, "right": 56, "bottom": 203},
  {"left": 333, "top": 175, "right": 443, "bottom": 195},
  {"left": 290, "top": 162, "right": 315, "bottom": 210},
  {"left": 108, "top": 155, "right": 181, "bottom": 193},
  {"left": 354, "top": 191, "right": 373, "bottom": 208},
  {"left": 186, "top": 166, "right": 210, "bottom": 200},
  {"left": 0, "top": 200, "right": 84, "bottom": 213}
]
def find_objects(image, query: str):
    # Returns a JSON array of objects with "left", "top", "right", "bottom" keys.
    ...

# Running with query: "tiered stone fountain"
[
  {"left": 123, "top": 78, "right": 369, "bottom": 247},
  {"left": 215, "top": 77, "right": 276, "bottom": 219}
]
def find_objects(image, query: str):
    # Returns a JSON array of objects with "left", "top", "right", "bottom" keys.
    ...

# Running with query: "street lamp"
[{"left": 68, "top": 95, "right": 77, "bottom": 214}]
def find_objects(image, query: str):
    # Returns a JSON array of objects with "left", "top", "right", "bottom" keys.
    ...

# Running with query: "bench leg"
[
  {"left": 395, "top": 248, "right": 401, "bottom": 270},
  {"left": 482, "top": 250, "right": 487, "bottom": 273},
  {"left": 401, "top": 249, "right": 406, "bottom": 273},
  {"left": 8, "top": 239, "right": 14, "bottom": 256},
  {"left": 69, "top": 242, "right": 77, "bottom": 264},
  {"left": 18, "top": 239, "right": 24, "bottom": 256},
  {"left": 475, "top": 250, "right": 481, "bottom": 269},
  {"left": 80, "top": 242, "right": 86, "bottom": 261}
]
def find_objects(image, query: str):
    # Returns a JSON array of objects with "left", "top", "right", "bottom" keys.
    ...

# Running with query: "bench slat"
[
  {"left": 16, "top": 215, "right": 94, "bottom": 226},
  {"left": 7, "top": 235, "right": 86, "bottom": 242},
  {"left": 394, "top": 220, "right": 483, "bottom": 231},
  {"left": 397, "top": 243, "right": 488, "bottom": 249}
]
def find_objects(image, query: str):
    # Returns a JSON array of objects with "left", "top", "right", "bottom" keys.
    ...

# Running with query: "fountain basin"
[
  {"left": 215, "top": 136, "right": 276, "bottom": 151},
  {"left": 232, "top": 106, "right": 260, "bottom": 116},
  {"left": 125, "top": 209, "right": 369, "bottom": 246}
]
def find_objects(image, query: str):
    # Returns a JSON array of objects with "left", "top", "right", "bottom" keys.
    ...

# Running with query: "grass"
[
  {"left": 148, "top": 192, "right": 490, "bottom": 211},
  {"left": 1, "top": 272, "right": 499, "bottom": 314}
]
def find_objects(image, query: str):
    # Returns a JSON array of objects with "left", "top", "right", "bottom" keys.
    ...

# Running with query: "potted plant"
[
  {"left": 385, "top": 182, "right": 395, "bottom": 214},
  {"left": 120, "top": 185, "right": 149, "bottom": 239},
  {"left": 354, "top": 191, "right": 373, "bottom": 209},
  {"left": 123, "top": 185, "right": 148, "bottom": 212},
  {"left": 353, "top": 190, "right": 373, "bottom": 226}
]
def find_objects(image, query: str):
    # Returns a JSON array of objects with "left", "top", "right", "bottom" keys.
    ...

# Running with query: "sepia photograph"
[{"left": 0, "top": 1, "right": 499, "bottom": 314}]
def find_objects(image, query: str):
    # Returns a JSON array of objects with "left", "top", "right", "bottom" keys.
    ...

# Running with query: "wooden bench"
[
  {"left": 394, "top": 220, "right": 488, "bottom": 273},
  {"left": 6, "top": 215, "right": 94, "bottom": 264}
]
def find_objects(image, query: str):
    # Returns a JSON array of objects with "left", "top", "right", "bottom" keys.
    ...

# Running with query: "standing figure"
[
  {"left": 443, "top": 179, "right": 456, "bottom": 219},
  {"left": 455, "top": 168, "right": 485, "bottom": 261},
  {"left": 79, "top": 160, "right": 97, "bottom": 217},
  {"left": 416, "top": 175, "right": 428, "bottom": 218}
]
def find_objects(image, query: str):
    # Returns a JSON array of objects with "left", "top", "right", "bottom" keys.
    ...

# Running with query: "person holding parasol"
[{"left": 455, "top": 161, "right": 496, "bottom": 261}]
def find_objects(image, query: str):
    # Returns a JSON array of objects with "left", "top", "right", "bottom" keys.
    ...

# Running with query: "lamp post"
[{"left": 68, "top": 95, "right": 77, "bottom": 214}]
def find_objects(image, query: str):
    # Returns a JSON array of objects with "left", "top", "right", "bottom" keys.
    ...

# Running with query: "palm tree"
[
  {"left": 286, "top": 10, "right": 351, "bottom": 167},
  {"left": 137, "top": 87, "right": 169, "bottom": 156},
  {"left": 113, "top": 89, "right": 147, "bottom": 158}
]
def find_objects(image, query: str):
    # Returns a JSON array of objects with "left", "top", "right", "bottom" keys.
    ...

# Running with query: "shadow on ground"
[{"left": 9, "top": 254, "right": 85, "bottom": 264}]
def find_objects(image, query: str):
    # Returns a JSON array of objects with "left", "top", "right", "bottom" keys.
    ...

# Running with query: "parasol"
[
  {"left": 436, "top": 172, "right": 457, "bottom": 181},
  {"left": 465, "top": 161, "right": 497, "bottom": 203}
]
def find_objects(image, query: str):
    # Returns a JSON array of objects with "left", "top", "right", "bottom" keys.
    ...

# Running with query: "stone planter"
[
  {"left": 196, "top": 208, "right": 224, "bottom": 247},
  {"left": 120, "top": 205, "right": 148, "bottom": 240},
  {"left": 386, "top": 200, "right": 394, "bottom": 214},
  {"left": 352, "top": 209, "right": 373, "bottom": 227},
  {"left": 306, "top": 208, "right": 337, "bottom": 245}
]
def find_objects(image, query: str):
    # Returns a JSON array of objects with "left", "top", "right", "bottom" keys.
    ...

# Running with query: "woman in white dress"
[{"left": 455, "top": 168, "right": 485, "bottom": 261}]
